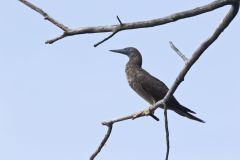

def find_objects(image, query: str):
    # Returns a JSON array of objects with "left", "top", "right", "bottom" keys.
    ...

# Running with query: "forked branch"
[
  {"left": 19, "top": 0, "right": 236, "bottom": 46},
  {"left": 19, "top": 0, "right": 70, "bottom": 32},
  {"left": 18, "top": 1, "right": 239, "bottom": 160},
  {"left": 89, "top": 2, "right": 239, "bottom": 160},
  {"left": 90, "top": 123, "right": 113, "bottom": 160}
]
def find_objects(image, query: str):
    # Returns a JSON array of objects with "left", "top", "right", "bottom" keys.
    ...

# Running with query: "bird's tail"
[{"left": 173, "top": 105, "right": 205, "bottom": 123}]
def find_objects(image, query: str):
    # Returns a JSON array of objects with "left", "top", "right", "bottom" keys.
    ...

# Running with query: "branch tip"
[
  {"left": 163, "top": 103, "right": 170, "bottom": 160},
  {"left": 19, "top": 0, "right": 237, "bottom": 44},
  {"left": 94, "top": 31, "right": 118, "bottom": 47},
  {"left": 90, "top": 124, "right": 113, "bottom": 160},
  {"left": 116, "top": 15, "right": 123, "bottom": 26},
  {"left": 19, "top": 0, "right": 69, "bottom": 32},
  {"left": 101, "top": 121, "right": 113, "bottom": 126},
  {"left": 19, "top": 1, "right": 239, "bottom": 160},
  {"left": 169, "top": 41, "right": 188, "bottom": 62}
]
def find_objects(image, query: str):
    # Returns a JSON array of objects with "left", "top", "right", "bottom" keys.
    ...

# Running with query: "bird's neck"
[
  {"left": 125, "top": 56, "right": 142, "bottom": 78},
  {"left": 126, "top": 55, "right": 142, "bottom": 68}
]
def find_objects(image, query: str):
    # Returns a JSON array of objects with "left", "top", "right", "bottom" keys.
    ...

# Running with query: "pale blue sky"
[{"left": 1, "top": 1, "right": 240, "bottom": 160}]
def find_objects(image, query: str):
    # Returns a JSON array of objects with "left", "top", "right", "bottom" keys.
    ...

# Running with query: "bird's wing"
[
  {"left": 129, "top": 79, "right": 156, "bottom": 105},
  {"left": 139, "top": 69, "right": 169, "bottom": 103},
  {"left": 139, "top": 69, "right": 196, "bottom": 114}
]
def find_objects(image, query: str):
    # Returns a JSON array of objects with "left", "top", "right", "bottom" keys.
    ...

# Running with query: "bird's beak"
[{"left": 109, "top": 49, "right": 127, "bottom": 55}]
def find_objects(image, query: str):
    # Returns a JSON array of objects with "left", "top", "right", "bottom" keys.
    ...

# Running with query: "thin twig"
[
  {"left": 19, "top": 0, "right": 233, "bottom": 45},
  {"left": 116, "top": 15, "right": 123, "bottom": 26},
  {"left": 161, "top": 2, "right": 239, "bottom": 105},
  {"left": 169, "top": 41, "right": 188, "bottom": 62},
  {"left": 89, "top": 104, "right": 162, "bottom": 160},
  {"left": 45, "top": 33, "right": 67, "bottom": 44},
  {"left": 90, "top": 123, "right": 113, "bottom": 160},
  {"left": 89, "top": 104, "right": 163, "bottom": 160},
  {"left": 94, "top": 31, "right": 119, "bottom": 47},
  {"left": 163, "top": 103, "right": 170, "bottom": 160},
  {"left": 19, "top": 0, "right": 69, "bottom": 32},
  {"left": 89, "top": 2, "right": 239, "bottom": 159},
  {"left": 94, "top": 15, "right": 124, "bottom": 47},
  {"left": 104, "top": 104, "right": 161, "bottom": 124},
  {"left": 18, "top": 1, "right": 240, "bottom": 160}
]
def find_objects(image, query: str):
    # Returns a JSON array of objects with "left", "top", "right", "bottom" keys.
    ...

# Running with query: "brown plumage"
[{"left": 110, "top": 47, "right": 205, "bottom": 123}]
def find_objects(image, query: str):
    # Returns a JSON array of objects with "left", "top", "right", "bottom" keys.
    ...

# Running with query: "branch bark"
[
  {"left": 164, "top": 103, "right": 170, "bottom": 160},
  {"left": 19, "top": 0, "right": 70, "bottom": 32},
  {"left": 169, "top": 41, "right": 189, "bottom": 62},
  {"left": 18, "top": 1, "right": 240, "bottom": 160},
  {"left": 161, "top": 1, "right": 239, "bottom": 106},
  {"left": 89, "top": 1, "right": 239, "bottom": 160},
  {"left": 19, "top": 0, "right": 236, "bottom": 46},
  {"left": 90, "top": 123, "right": 113, "bottom": 160}
]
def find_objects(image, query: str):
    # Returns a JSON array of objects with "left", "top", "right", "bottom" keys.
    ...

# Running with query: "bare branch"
[
  {"left": 89, "top": 104, "right": 161, "bottom": 160},
  {"left": 90, "top": 123, "right": 113, "bottom": 160},
  {"left": 19, "top": 0, "right": 69, "bottom": 32},
  {"left": 45, "top": 33, "right": 67, "bottom": 44},
  {"left": 163, "top": 103, "right": 170, "bottom": 160},
  {"left": 169, "top": 41, "right": 188, "bottom": 62},
  {"left": 19, "top": 0, "right": 234, "bottom": 45},
  {"left": 89, "top": 2, "right": 239, "bottom": 159},
  {"left": 94, "top": 31, "right": 119, "bottom": 47},
  {"left": 105, "top": 105, "right": 160, "bottom": 124},
  {"left": 116, "top": 15, "right": 123, "bottom": 26},
  {"left": 93, "top": 16, "right": 124, "bottom": 47},
  {"left": 160, "top": 2, "right": 239, "bottom": 106},
  {"left": 19, "top": 1, "right": 239, "bottom": 160}
]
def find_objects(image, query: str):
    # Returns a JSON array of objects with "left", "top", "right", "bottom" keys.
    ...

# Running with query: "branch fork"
[
  {"left": 19, "top": 0, "right": 238, "bottom": 47},
  {"left": 18, "top": 1, "right": 239, "bottom": 160}
]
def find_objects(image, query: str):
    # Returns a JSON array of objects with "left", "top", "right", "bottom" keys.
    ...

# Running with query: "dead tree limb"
[
  {"left": 169, "top": 41, "right": 189, "bottom": 62},
  {"left": 89, "top": 2, "right": 239, "bottom": 160},
  {"left": 90, "top": 123, "right": 113, "bottom": 160},
  {"left": 19, "top": 0, "right": 70, "bottom": 32},
  {"left": 19, "top": 0, "right": 237, "bottom": 46},
  {"left": 18, "top": 0, "right": 239, "bottom": 160},
  {"left": 164, "top": 103, "right": 170, "bottom": 160}
]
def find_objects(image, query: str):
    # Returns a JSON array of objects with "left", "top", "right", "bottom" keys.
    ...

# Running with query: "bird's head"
[
  {"left": 109, "top": 47, "right": 141, "bottom": 58},
  {"left": 109, "top": 47, "right": 142, "bottom": 66}
]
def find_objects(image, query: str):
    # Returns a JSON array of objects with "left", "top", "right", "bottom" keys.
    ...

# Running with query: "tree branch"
[
  {"left": 90, "top": 123, "right": 113, "bottom": 160},
  {"left": 116, "top": 15, "right": 123, "bottom": 26},
  {"left": 169, "top": 41, "right": 189, "bottom": 62},
  {"left": 94, "top": 31, "right": 119, "bottom": 47},
  {"left": 164, "top": 103, "right": 170, "bottom": 160},
  {"left": 89, "top": 1, "right": 239, "bottom": 160},
  {"left": 19, "top": 1, "right": 239, "bottom": 160},
  {"left": 160, "top": 1, "right": 239, "bottom": 106},
  {"left": 45, "top": 33, "right": 67, "bottom": 44},
  {"left": 93, "top": 16, "right": 124, "bottom": 47},
  {"left": 19, "top": 0, "right": 235, "bottom": 46},
  {"left": 19, "top": 0, "right": 70, "bottom": 32}
]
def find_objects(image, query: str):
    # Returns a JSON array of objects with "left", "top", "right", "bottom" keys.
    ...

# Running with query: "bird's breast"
[
  {"left": 125, "top": 66, "right": 138, "bottom": 83},
  {"left": 125, "top": 67, "right": 145, "bottom": 88}
]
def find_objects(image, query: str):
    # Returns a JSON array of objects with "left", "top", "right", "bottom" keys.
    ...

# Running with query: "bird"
[{"left": 110, "top": 47, "right": 205, "bottom": 123}]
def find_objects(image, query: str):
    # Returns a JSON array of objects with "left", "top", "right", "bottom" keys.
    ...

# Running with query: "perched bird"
[{"left": 110, "top": 47, "right": 205, "bottom": 123}]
